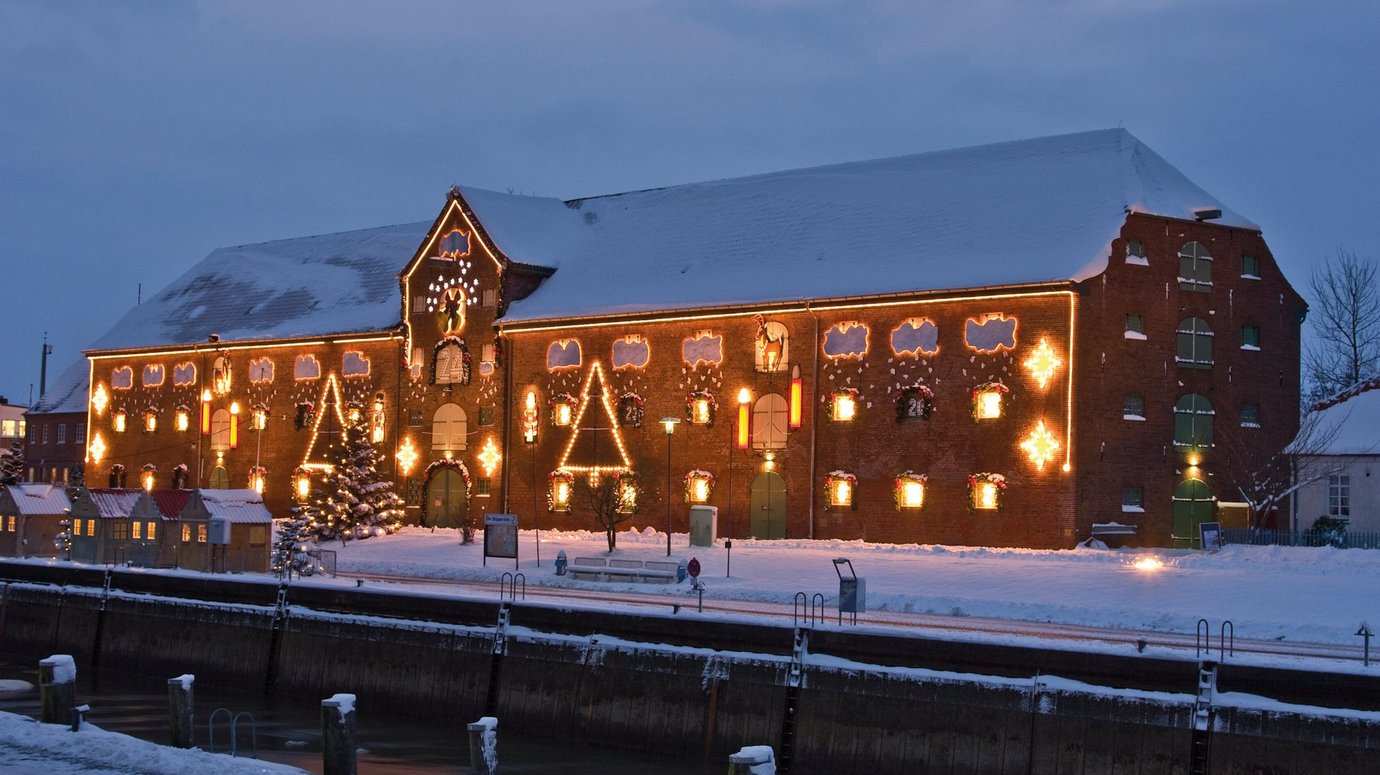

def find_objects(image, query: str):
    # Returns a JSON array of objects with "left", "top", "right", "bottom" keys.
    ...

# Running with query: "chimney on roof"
[{"left": 1193, "top": 208, "right": 1222, "bottom": 222}]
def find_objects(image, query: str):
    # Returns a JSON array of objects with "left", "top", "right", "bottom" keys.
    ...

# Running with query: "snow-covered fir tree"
[
  {"left": 304, "top": 420, "right": 404, "bottom": 542},
  {"left": 0, "top": 441, "right": 26, "bottom": 486},
  {"left": 271, "top": 508, "right": 317, "bottom": 578}
]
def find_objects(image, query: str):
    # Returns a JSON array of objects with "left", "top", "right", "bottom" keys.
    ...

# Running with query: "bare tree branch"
[{"left": 1305, "top": 249, "right": 1380, "bottom": 402}]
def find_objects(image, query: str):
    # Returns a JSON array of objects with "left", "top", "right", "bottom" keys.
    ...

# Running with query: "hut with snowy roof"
[
  {"left": 0, "top": 483, "right": 71, "bottom": 558},
  {"left": 178, "top": 489, "right": 273, "bottom": 573},
  {"left": 1289, "top": 378, "right": 1380, "bottom": 534},
  {"left": 71, "top": 129, "right": 1305, "bottom": 549}
]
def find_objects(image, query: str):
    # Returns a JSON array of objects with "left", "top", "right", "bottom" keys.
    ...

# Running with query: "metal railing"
[{"left": 1222, "top": 528, "right": 1380, "bottom": 550}]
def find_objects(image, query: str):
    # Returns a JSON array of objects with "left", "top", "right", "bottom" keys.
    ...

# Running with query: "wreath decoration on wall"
[
  {"left": 421, "top": 458, "right": 474, "bottom": 524},
  {"left": 824, "top": 470, "right": 858, "bottom": 511},
  {"left": 967, "top": 472, "right": 1008, "bottom": 511},
  {"left": 430, "top": 336, "right": 472, "bottom": 386},
  {"left": 550, "top": 393, "right": 578, "bottom": 426},
  {"left": 969, "top": 381, "right": 1010, "bottom": 421},
  {"left": 685, "top": 390, "right": 717, "bottom": 427},
  {"left": 617, "top": 392, "right": 645, "bottom": 428},
  {"left": 826, "top": 387, "right": 861, "bottom": 422},
  {"left": 895, "top": 384, "right": 935, "bottom": 423},
  {"left": 547, "top": 470, "right": 575, "bottom": 512}
]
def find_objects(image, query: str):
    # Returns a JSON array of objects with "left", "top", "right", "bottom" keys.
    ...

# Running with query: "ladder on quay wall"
[
  {"left": 484, "top": 603, "right": 511, "bottom": 716},
  {"left": 1189, "top": 660, "right": 1217, "bottom": 775},
  {"left": 778, "top": 627, "right": 809, "bottom": 775}
]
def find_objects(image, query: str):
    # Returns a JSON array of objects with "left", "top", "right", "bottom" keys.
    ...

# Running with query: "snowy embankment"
[
  {"left": 0, "top": 708, "right": 305, "bottom": 775},
  {"left": 316, "top": 526, "right": 1380, "bottom": 649}
]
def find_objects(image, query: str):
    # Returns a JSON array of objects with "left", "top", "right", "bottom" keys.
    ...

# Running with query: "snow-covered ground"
[
  {"left": 0, "top": 705, "right": 305, "bottom": 775},
  {"left": 315, "top": 526, "right": 1380, "bottom": 652}
]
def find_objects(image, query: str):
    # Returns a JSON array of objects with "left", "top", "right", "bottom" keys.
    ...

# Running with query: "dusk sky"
[{"left": 2, "top": 1, "right": 1377, "bottom": 406}]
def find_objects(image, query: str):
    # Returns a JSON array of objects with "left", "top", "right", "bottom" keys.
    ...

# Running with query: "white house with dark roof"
[{"left": 1291, "top": 378, "right": 1380, "bottom": 534}]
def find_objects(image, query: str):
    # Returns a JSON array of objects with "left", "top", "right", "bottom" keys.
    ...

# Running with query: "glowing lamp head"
[
  {"left": 662, "top": 416, "right": 680, "bottom": 435},
  {"left": 201, "top": 389, "right": 212, "bottom": 403},
  {"left": 230, "top": 402, "right": 240, "bottom": 415},
  {"left": 737, "top": 388, "right": 752, "bottom": 405}
]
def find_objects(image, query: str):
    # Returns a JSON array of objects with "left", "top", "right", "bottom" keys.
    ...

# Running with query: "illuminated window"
[
  {"left": 686, "top": 391, "right": 716, "bottom": 426},
  {"left": 112, "top": 411, "right": 127, "bottom": 433},
  {"left": 612, "top": 335, "right": 651, "bottom": 370},
  {"left": 197, "top": 524, "right": 207, "bottom": 543},
  {"left": 181, "top": 524, "right": 191, "bottom": 542},
  {"left": 1124, "top": 314, "right": 1146, "bottom": 340},
  {"left": 143, "top": 411, "right": 158, "bottom": 433},
  {"left": 825, "top": 471, "right": 856, "bottom": 509},
  {"left": 86, "top": 519, "right": 95, "bottom": 537},
  {"left": 132, "top": 521, "right": 143, "bottom": 540},
  {"left": 551, "top": 394, "right": 577, "bottom": 427},
  {"left": 1176, "top": 317, "right": 1214, "bottom": 368},
  {"left": 1178, "top": 241, "right": 1212, "bottom": 292},
  {"left": 175, "top": 408, "right": 190, "bottom": 432},
  {"left": 1241, "top": 255, "right": 1260, "bottom": 279},
  {"left": 1125, "top": 240, "right": 1147, "bottom": 265},
  {"left": 432, "top": 403, "right": 467, "bottom": 451},
  {"left": 548, "top": 472, "right": 574, "bottom": 512},
  {"left": 751, "top": 394, "right": 789, "bottom": 451},
  {"left": 894, "top": 472, "right": 927, "bottom": 510},
  {"left": 1241, "top": 325, "right": 1260, "bottom": 351},
  {"left": 685, "top": 470, "right": 714, "bottom": 503},
  {"left": 828, "top": 388, "right": 858, "bottom": 422},
  {"left": 968, "top": 473, "right": 1005, "bottom": 511},
  {"left": 72, "top": 518, "right": 82, "bottom": 535},
  {"left": 1174, "top": 394, "right": 1214, "bottom": 448},
  {"left": 971, "top": 383, "right": 1008, "bottom": 421}
]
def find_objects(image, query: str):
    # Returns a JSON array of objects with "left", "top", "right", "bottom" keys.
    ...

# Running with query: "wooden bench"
[{"left": 569, "top": 557, "right": 682, "bottom": 583}]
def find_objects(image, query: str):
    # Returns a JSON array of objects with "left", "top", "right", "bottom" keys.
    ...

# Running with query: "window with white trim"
[
  {"left": 1327, "top": 474, "right": 1350, "bottom": 518},
  {"left": 1178, "top": 241, "right": 1212, "bottom": 293},
  {"left": 1176, "top": 317, "right": 1214, "bottom": 368}
]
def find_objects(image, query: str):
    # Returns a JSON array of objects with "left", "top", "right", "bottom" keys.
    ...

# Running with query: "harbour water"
[{"left": 0, "top": 653, "right": 721, "bottom": 774}]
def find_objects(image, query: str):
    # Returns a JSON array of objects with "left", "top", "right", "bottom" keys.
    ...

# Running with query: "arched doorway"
[
  {"left": 425, "top": 466, "right": 469, "bottom": 528},
  {"left": 749, "top": 471, "right": 787, "bottom": 539},
  {"left": 1173, "top": 478, "right": 1215, "bottom": 547},
  {"left": 208, "top": 466, "right": 229, "bottom": 489}
]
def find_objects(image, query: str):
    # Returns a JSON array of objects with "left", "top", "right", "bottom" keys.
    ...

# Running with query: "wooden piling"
[
  {"left": 167, "top": 674, "right": 195, "bottom": 748},
  {"left": 38, "top": 655, "right": 76, "bottom": 725},
  {"left": 467, "top": 716, "right": 498, "bottom": 775},
  {"left": 321, "top": 693, "right": 357, "bottom": 775}
]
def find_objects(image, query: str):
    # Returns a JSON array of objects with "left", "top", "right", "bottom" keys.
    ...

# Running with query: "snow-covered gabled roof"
[
  {"left": 487, "top": 128, "right": 1256, "bottom": 322},
  {"left": 77, "top": 488, "right": 145, "bottom": 519},
  {"left": 87, "top": 222, "right": 429, "bottom": 353},
  {"left": 1293, "top": 377, "right": 1380, "bottom": 456},
  {"left": 29, "top": 358, "right": 88, "bottom": 415},
  {"left": 0, "top": 483, "right": 71, "bottom": 515},
  {"left": 182, "top": 488, "right": 273, "bottom": 523}
]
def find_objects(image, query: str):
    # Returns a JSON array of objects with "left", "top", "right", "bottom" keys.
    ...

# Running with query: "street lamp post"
[{"left": 661, "top": 417, "right": 679, "bottom": 556}]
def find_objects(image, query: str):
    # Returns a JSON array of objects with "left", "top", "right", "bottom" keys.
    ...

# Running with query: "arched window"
[
  {"left": 210, "top": 409, "right": 231, "bottom": 451},
  {"left": 432, "top": 403, "right": 467, "bottom": 451},
  {"left": 1176, "top": 317, "right": 1214, "bottom": 368},
  {"left": 751, "top": 394, "right": 788, "bottom": 451},
  {"left": 1178, "top": 242, "right": 1212, "bottom": 293},
  {"left": 209, "top": 466, "right": 230, "bottom": 489},
  {"left": 1174, "top": 394, "right": 1214, "bottom": 448},
  {"left": 754, "top": 321, "right": 789, "bottom": 372}
]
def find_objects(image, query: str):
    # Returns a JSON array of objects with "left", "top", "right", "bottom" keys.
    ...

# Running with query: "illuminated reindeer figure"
[{"left": 754, "top": 314, "right": 785, "bottom": 372}]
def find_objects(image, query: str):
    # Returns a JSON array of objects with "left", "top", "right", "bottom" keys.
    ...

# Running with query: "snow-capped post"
[
  {"left": 321, "top": 693, "right": 357, "bottom": 775},
  {"left": 729, "top": 744, "right": 776, "bottom": 774},
  {"left": 38, "top": 654, "right": 76, "bottom": 724},
  {"left": 168, "top": 674, "right": 195, "bottom": 748},
  {"left": 467, "top": 715, "right": 498, "bottom": 775}
]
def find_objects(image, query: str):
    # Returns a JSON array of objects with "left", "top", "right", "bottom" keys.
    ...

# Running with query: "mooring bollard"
[
  {"left": 321, "top": 693, "right": 357, "bottom": 775},
  {"left": 38, "top": 655, "right": 77, "bottom": 725},
  {"left": 729, "top": 744, "right": 776, "bottom": 774},
  {"left": 467, "top": 716, "right": 498, "bottom": 775},
  {"left": 168, "top": 674, "right": 195, "bottom": 748}
]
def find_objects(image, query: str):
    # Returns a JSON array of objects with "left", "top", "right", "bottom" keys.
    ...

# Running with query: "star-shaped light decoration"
[
  {"left": 91, "top": 384, "right": 109, "bottom": 416},
  {"left": 478, "top": 437, "right": 502, "bottom": 477},
  {"left": 395, "top": 437, "right": 419, "bottom": 476},
  {"left": 1023, "top": 338, "right": 1062, "bottom": 390},
  {"left": 1019, "top": 420, "right": 1061, "bottom": 471},
  {"left": 88, "top": 432, "right": 107, "bottom": 464}
]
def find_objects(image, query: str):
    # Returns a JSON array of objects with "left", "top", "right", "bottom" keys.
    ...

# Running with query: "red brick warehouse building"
[{"left": 78, "top": 130, "right": 1305, "bottom": 548}]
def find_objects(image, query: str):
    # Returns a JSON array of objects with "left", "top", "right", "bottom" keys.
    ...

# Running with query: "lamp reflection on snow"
[{"left": 1132, "top": 556, "right": 1164, "bottom": 572}]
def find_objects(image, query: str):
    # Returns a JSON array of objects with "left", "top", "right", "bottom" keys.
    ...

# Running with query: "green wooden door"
[
  {"left": 426, "top": 468, "right": 467, "bottom": 529},
  {"left": 749, "top": 472, "right": 787, "bottom": 539},
  {"left": 1173, "top": 478, "right": 1215, "bottom": 548}
]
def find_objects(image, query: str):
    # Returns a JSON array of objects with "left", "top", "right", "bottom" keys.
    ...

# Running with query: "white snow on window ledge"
[
  {"left": 1240, "top": 344, "right": 1260, "bottom": 351},
  {"left": 1241, "top": 421, "right": 1261, "bottom": 428},
  {"left": 1125, "top": 255, "right": 1149, "bottom": 266},
  {"left": 1124, "top": 331, "right": 1147, "bottom": 340},
  {"left": 1123, "top": 413, "right": 1146, "bottom": 421},
  {"left": 1241, "top": 273, "right": 1262, "bottom": 280},
  {"left": 1120, "top": 505, "right": 1145, "bottom": 513}
]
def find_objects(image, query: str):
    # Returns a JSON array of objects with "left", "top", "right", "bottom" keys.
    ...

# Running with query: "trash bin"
[
  {"left": 554, "top": 550, "right": 568, "bottom": 576},
  {"left": 833, "top": 558, "right": 865, "bottom": 623}
]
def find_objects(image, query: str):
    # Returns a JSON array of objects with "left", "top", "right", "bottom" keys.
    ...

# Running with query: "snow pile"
[
  {"left": 730, "top": 744, "right": 776, "bottom": 774},
  {"left": 472, "top": 716, "right": 498, "bottom": 772},
  {"left": 0, "top": 711, "right": 306, "bottom": 774},
  {"left": 324, "top": 693, "right": 355, "bottom": 719},
  {"left": 44, "top": 654, "right": 76, "bottom": 685}
]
